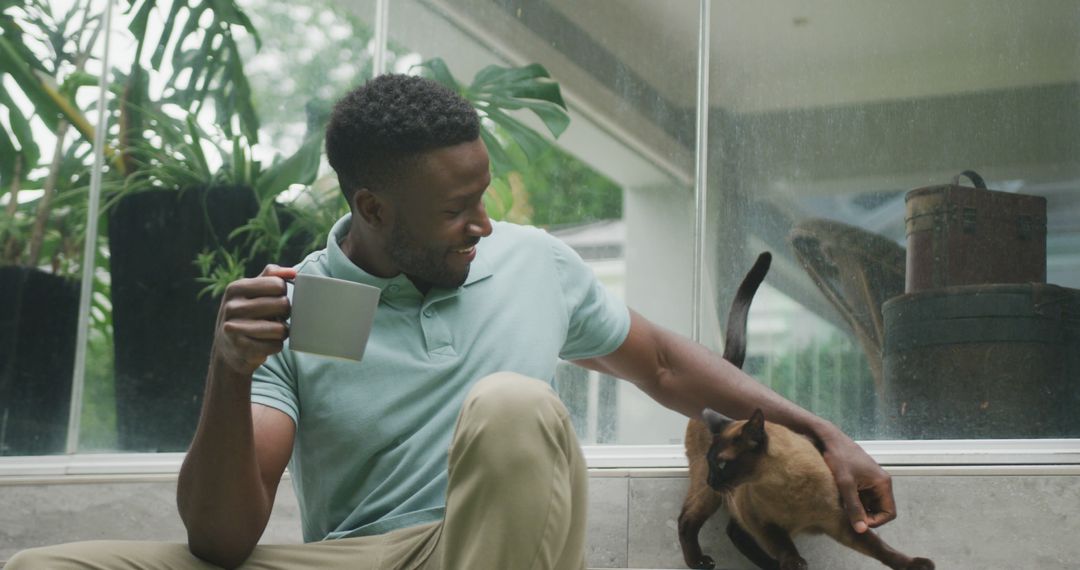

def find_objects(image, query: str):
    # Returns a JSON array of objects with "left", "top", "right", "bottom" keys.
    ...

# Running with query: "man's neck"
[
  {"left": 340, "top": 230, "right": 432, "bottom": 295},
  {"left": 339, "top": 231, "right": 395, "bottom": 279}
]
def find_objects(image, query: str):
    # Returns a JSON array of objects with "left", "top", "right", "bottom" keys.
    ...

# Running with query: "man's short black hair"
[{"left": 325, "top": 74, "right": 481, "bottom": 200}]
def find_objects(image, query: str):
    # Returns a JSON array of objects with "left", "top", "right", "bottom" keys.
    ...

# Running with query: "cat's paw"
[
  {"left": 688, "top": 554, "right": 715, "bottom": 569},
  {"left": 779, "top": 556, "right": 808, "bottom": 570},
  {"left": 905, "top": 558, "right": 935, "bottom": 570}
]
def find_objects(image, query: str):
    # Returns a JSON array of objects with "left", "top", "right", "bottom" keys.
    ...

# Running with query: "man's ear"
[{"left": 353, "top": 188, "right": 387, "bottom": 228}]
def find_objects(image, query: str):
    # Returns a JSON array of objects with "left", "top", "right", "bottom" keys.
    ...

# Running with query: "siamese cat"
[{"left": 678, "top": 252, "right": 934, "bottom": 570}]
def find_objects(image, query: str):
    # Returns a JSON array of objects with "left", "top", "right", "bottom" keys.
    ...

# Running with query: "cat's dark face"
[{"left": 702, "top": 408, "right": 768, "bottom": 491}]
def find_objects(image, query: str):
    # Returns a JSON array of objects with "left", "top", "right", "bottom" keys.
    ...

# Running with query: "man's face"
[{"left": 383, "top": 138, "right": 493, "bottom": 293}]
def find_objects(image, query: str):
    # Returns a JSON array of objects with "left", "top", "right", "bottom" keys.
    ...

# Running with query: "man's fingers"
[
  {"left": 259, "top": 264, "right": 298, "bottom": 280},
  {"left": 222, "top": 295, "right": 292, "bottom": 322},
  {"left": 226, "top": 275, "right": 291, "bottom": 300},
  {"left": 866, "top": 509, "right": 897, "bottom": 528},
  {"left": 223, "top": 319, "right": 289, "bottom": 341},
  {"left": 232, "top": 264, "right": 298, "bottom": 299},
  {"left": 211, "top": 266, "right": 295, "bottom": 376},
  {"left": 839, "top": 479, "right": 870, "bottom": 533},
  {"left": 863, "top": 477, "right": 898, "bottom": 528}
]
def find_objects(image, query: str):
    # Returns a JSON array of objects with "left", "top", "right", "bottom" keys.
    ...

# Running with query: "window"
[
  {"left": 704, "top": 2, "right": 1080, "bottom": 441},
  {"left": 389, "top": 0, "right": 699, "bottom": 444},
  {"left": 1, "top": 0, "right": 376, "bottom": 454},
  {"left": 1, "top": 0, "right": 1077, "bottom": 459}
]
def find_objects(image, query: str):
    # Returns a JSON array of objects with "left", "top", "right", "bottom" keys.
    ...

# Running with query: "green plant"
[
  {"left": 193, "top": 58, "right": 574, "bottom": 297},
  {"left": 123, "top": 0, "right": 261, "bottom": 143},
  {"left": 0, "top": 0, "right": 102, "bottom": 275},
  {"left": 416, "top": 57, "right": 571, "bottom": 221},
  {"left": 753, "top": 333, "right": 879, "bottom": 438},
  {"left": 491, "top": 131, "right": 622, "bottom": 227},
  {"left": 2, "top": 0, "right": 271, "bottom": 279},
  {"left": 180, "top": 117, "right": 328, "bottom": 298}
]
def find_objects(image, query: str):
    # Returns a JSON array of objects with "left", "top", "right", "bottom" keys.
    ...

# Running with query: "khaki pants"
[{"left": 7, "top": 373, "right": 588, "bottom": 570}]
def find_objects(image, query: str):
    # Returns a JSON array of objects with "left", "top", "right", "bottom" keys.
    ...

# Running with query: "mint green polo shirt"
[{"left": 251, "top": 214, "right": 630, "bottom": 543}]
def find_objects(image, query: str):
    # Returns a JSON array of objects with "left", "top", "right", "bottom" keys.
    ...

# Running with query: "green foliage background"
[
  {"left": 68, "top": 0, "right": 623, "bottom": 450},
  {"left": 745, "top": 334, "right": 880, "bottom": 439}
]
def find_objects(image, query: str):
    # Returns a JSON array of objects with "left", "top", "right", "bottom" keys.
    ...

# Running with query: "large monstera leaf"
[
  {"left": 417, "top": 57, "right": 570, "bottom": 177},
  {"left": 125, "top": 0, "right": 260, "bottom": 141}
]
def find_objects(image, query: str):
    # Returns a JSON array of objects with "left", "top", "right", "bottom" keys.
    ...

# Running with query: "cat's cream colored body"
[{"left": 725, "top": 422, "right": 846, "bottom": 543}]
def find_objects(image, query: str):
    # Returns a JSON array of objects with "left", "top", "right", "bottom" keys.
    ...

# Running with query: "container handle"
[{"left": 952, "top": 170, "right": 987, "bottom": 189}]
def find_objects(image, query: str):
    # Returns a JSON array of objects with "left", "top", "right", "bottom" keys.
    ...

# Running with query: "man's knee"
[
  {"left": 6, "top": 546, "right": 47, "bottom": 569},
  {"left": 453, "top": 372, "right": 578, "bottom": 467},
  {"left": 6, "top": 543, "right": 80, "bottom": 569},
  {"left": 6, "top": 540, "right": 208, "bottom": 570},
  {"left": 464, "top": 372, "right": 568, "bottom": 429}
]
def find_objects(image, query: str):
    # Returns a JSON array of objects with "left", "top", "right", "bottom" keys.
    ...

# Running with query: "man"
[{"left": 8, "top": 75, "right": 895, "bottom": 569}]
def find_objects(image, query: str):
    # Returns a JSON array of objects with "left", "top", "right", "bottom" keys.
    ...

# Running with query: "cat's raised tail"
[{"left": 721, "top": 252, "right": 771, "bottom": 369}]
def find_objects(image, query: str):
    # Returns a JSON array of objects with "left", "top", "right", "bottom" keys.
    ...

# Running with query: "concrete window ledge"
[{"left": 2, "top": 443, "right": 1080, "bottom": 568}]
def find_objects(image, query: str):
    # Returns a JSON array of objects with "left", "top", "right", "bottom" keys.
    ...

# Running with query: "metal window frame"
[
  {"left": 3, "top": 439, "right": 1080, "bottom": 485},
  {"left": 583, "top": 440, "right": 1080, "bottom": 472}
]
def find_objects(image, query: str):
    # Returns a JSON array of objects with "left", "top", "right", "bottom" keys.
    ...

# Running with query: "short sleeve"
[
  {"left": 548, "top": 234, "right": 631, "bottom": 361},
  {"left": 251, "top": 350, "right": 300, "bottom": 424}
]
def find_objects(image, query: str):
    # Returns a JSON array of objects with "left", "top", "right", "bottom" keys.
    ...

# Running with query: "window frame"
[
  {"left": 3, "top": 440, "right": 1080, "bottom": 484},
  {"left": 9, "top": 0, "right": 1076, "bottom": 468}
]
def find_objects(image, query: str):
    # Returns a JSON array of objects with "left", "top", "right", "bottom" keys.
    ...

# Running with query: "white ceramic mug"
[{"left": 288, "top": 274, "right": 381, "bottom": 361}]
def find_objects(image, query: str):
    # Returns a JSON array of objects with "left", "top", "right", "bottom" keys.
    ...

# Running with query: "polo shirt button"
[
  {"left": 388, "top": 284, "right": 399, "bottom": 293},
  {"left": 423, "top": 309, "right": 434, "bottom": 318}
]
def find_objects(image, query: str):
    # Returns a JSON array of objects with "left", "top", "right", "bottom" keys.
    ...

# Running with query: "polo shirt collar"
[{"left": 324, "top": 214, "right": 493, "bottom": 303}]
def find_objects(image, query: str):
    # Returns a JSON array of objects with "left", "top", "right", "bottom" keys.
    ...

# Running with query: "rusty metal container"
[
  {"left": 904, "top": 171, "right": 1047, "bottom": 293},
  {"left": 882, "top": 283, "right": 1080, "bottom": 439}
]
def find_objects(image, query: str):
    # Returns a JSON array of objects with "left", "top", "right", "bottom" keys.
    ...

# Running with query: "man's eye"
[{"left": 444, "top": 210, "right": 463, "bottom": 217}]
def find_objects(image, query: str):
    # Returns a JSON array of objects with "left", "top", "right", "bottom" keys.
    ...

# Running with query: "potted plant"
[
  {"left": 0, "top": 0, "right": 109, "bottom": 455},
  {"left": 104, "top": 110, "right": 326, "bottom": 450},
  {"left": 5, "top": 0, "right": 574, "bottom": 453},
  {"left": 1, "top": 0, "right": 286, "bottom": 451}
]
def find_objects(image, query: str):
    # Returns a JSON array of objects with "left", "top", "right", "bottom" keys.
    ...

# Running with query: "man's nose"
[{"left": 466, "top": 201, "right": 493, "bottom": 238}]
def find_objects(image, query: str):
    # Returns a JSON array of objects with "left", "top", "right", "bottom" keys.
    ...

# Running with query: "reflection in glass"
[{"left": 707, "top": 1, "right": 1080, "bottom": 439}]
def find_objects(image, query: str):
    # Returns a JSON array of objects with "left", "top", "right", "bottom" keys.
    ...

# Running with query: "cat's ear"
[
  {"left": 742, "top": 408, "right": 767, "bottom": 449},
  {"left": 702, "top": 408, "right": 735, "bottom": 434}
]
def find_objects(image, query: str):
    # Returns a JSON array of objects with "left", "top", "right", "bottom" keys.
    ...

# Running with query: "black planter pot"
[
  {"left": 108, "top": 185, "right": 262, "bottom": 451},
  {"left": 0, "top": 267, "right": 79, "bottom": 455}
]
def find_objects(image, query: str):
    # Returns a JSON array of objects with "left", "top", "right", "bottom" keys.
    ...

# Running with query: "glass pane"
[
  {"left": 389, "top": 0, "right": 699, "bottom": 444},
  {"left": 0, "top": 0, "right": 112, "bottom": 455},
  {"left": 707, "top": 1, "right": 1080, "bottom": 440},
  {"left": 73, "top": 0, "right": 375, "bottom": 452}
]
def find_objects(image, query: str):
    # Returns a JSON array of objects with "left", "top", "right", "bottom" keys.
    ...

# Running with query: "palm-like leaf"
[
  {"left": 0, "top": 0, "right": 104, "bottom": 270},
  {"left": 125, "top": 0, "right": 260, "bottom": 140},
  {"left": 252, "top": 131, "right": 325, "bottom": 201},
  {"left": 0, "top": 83, "right": 40, "bottom": 186},
  {"left": 468, "top": 63, "right": 569, "bottom": 139},
  {"left": 416, "top": 58, "right": 570, "bottom": 175}
]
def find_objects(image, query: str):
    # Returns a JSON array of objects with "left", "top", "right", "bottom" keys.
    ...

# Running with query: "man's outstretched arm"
[
  {"left": 177, "top": 265, "right": 297, "bottom": 569},
  {"left": 574, "top": 309, "right": 896, "bottom": 533}
]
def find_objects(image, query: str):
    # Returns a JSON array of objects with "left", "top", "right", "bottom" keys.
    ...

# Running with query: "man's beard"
[{"left": 386, "top": 218, "right": 470, "bottom": 290}]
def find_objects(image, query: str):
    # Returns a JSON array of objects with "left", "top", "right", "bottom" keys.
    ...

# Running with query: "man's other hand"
[{"left": 821, "top": 430, "right": 897, "bottom": 533}]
